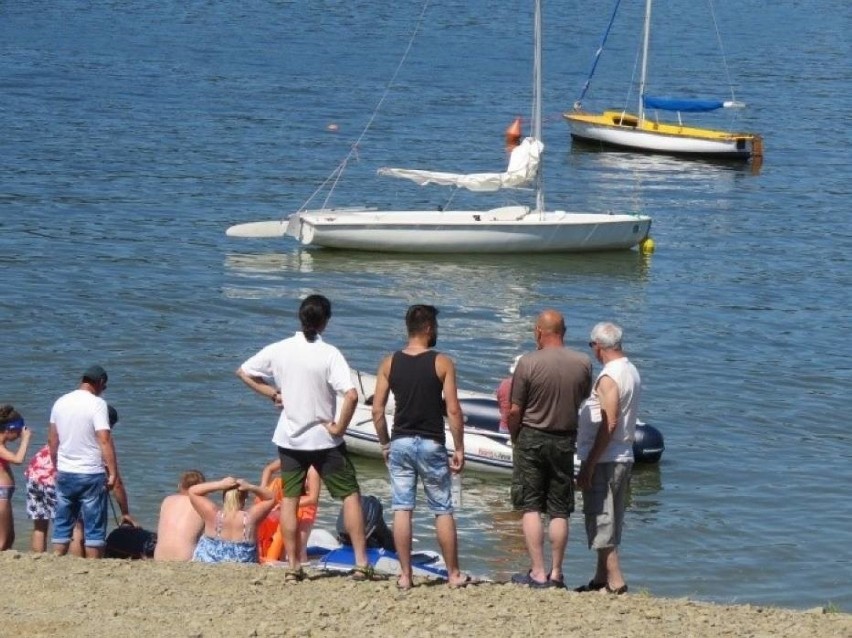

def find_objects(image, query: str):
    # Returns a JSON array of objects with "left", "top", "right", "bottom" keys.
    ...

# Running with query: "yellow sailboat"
[{"left": 564, "top": 0, "right": 763, "bottom": 162}]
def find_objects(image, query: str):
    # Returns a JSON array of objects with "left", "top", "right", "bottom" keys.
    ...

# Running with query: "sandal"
[
  {"left": 284, "top": 567, "right": 304, "bottom": 583},
  {"left": 574, "top": 579, "right": 606, "bottom": 593},
  {"left": 549, "top": 575, "right": 566, "bottom": 589},
  {"left": 350, "top": 564, "right": 377, "bottom": 581},
  {"left": 606, "top": 583, "right": 628, "bottom": 595},
  {"left": 511, "top": 571, "right": 555, "bottom": 589}
]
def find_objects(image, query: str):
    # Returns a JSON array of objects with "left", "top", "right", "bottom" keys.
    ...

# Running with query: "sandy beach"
[{"left": 2, "top": 552, "right": 849, "bottom": 638}]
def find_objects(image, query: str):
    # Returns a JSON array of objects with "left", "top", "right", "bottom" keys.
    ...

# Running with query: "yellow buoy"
[{"left": 640, "top": 237, "right": 655, "bottom": 254}]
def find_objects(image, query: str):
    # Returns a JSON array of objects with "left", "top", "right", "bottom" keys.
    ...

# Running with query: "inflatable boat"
[{"left": 345, "top": 370, "right": 664, "bottom": 477}]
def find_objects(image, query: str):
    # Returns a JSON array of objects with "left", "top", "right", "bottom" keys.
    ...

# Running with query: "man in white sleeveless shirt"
[{"left": 575, "top": 322, "right": 641, "bottom": 595}]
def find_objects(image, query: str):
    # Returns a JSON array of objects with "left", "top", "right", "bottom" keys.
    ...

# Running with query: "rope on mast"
[
  {"left": 574, "top": 0, "right": 624, "bottom": 110},
  {"left": 298, "top": 0, "right": 432, "bottom": 213}
]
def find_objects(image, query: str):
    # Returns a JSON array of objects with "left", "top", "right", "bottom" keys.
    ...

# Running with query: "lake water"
[{"left": 1, "top": 0, "right": 850, "bottom": 612}]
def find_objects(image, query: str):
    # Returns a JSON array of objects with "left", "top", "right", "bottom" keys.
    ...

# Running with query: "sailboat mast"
[
  {"left": 533, "top": 0, "right": 544, "bottom": 214},
  {"left": 638, "top": 0, "right": 652, "bottom": 122}
]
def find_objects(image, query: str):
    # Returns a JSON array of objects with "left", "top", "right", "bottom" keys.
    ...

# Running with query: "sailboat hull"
[
  {"left": 565, "top": 111, "right": 760, "bottom": 160},
  {"left": 285, "top": 206, "right": 651, "bottom": 254}
]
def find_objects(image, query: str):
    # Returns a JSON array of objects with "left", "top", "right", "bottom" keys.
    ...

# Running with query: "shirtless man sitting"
[{"left": 154, "top": 470, "right": 206, "bottom": 561}]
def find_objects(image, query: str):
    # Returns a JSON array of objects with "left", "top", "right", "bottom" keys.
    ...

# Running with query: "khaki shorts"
[{"left": 582, "top": 462, "right": 632, "bottom": 549}]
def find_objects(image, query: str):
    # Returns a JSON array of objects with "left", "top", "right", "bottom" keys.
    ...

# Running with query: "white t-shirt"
[
  {"left": 241, "top": 332, "right": 355, "bottom": 451},
  {"left": 50, "top": 389, "right": 111, "bottom": 474},
  {"left": 576, "top": 356, "right": 641, "bottom": 463}
]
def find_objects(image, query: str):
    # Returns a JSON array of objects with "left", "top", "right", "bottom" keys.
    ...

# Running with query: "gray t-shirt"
[{"left": 510, "top": 347, "right": 592, "bottom": 433}]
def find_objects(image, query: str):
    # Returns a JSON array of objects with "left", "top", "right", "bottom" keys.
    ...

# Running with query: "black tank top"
[{"left": 388, "top": 350, "right": 445, "bottom": 444}]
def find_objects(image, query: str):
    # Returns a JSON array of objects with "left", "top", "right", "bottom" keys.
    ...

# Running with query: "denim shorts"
[
  {"left": 389, "top": 436, "right": 452, "bottom": 515},
  {"left": 52, "top": 472, "right": 109, "bottom": 547}
]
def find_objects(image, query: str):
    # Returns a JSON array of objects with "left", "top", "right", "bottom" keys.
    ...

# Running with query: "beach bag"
[
  {"left": 105, "top": 523, "right": 157, "bottom": 559},
  {"left": 336, "top": 494, "right": 395, "bottom": 552}
]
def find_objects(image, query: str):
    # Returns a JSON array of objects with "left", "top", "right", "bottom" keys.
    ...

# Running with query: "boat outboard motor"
[
  {"left": 337, "top": 494, "right": 395, "bottom": 552},
  {"left": 633, "top": 423, "right": 665, "bottom": 464}
]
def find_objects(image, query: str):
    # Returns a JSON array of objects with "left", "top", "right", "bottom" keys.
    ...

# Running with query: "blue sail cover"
[{"left": 643, "top": 96, "right": 725, "bottom": 112}]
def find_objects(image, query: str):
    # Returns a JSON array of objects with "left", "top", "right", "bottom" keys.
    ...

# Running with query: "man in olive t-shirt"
[{"left": 507, "top": 309, "right": 592, "bottom": 588}]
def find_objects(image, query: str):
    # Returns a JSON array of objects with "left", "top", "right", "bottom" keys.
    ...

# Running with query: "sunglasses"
[{"left": 588, "top": 341, "right": 597, "bottom": 348}]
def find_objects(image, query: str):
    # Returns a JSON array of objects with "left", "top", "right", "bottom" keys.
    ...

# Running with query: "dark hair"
[
  {"left": 405, "top": 304, "right": 439, "bottom": 337},
  {"left": 0, "top": 404, "right": 23, "bottom": 431},
  {"left": 299, "top": 294, "right": 332, "bottom": 343},
  {"left": 108, "top": 405, "right": 119, "bottom": 428},
  {"left": 81, "top": 365, "right": 108, "bottom": 386}
]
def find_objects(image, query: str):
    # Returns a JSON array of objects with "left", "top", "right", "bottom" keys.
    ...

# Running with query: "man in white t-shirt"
[
  {"left": 575, "top": 322, "right": 642, "bottom": 595},
  {"left": 48, "top": 365, "right": 120, "bottom": 558},
  {"left": 236, "top": 294, "right": 372, "bottom": 581}
]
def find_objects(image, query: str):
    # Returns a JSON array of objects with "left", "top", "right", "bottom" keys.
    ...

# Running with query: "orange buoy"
[
  {"left": 256, "top": 476, "right": 319, "bottom": 563},
  {"left": 257, "top": 478, "right": 284, "bottom": 563},
  {"left": 505, "top": 117, "right": 522, "bottom": 150},
  {"left": 264, "top": 528, "right": 285, "bottom": 563}
]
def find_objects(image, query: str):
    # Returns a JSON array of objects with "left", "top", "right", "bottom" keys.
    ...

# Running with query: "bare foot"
[{"left": 448, "top": 573, "right": 474, "bottom": 589}]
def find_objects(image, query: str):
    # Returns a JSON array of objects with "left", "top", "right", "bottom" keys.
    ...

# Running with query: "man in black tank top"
[{"left": 372, "top": 305, "right": 471, "bottom": 590}]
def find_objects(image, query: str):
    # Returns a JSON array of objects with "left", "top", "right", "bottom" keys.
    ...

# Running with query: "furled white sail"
[{"left": 377, "top": 137, "right": 543, "bottom": 193}]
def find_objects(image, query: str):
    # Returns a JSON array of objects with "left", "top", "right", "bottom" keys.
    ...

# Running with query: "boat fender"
[{"left": 640, "top": 237, "right": 655, "bottom": 254}]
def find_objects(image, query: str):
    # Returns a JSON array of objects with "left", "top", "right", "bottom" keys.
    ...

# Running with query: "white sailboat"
[
  {"left": 564, "top": 0, "right": 763, "bottom": 162},
  {"left": 228, "top": 1, "right": 652, "bottom": 254}
]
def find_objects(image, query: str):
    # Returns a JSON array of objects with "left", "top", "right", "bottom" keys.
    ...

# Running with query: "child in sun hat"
[{"left": 0, "top": 404, "right": 33, "bottom": 550}]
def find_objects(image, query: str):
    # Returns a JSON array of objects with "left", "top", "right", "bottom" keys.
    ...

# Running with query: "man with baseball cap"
[{"left": 48, "top": 364, "right": 121, "bottom": 558}]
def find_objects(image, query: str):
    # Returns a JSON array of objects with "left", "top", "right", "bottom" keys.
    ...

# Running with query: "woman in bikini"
[
  {"left": 189, "top": 476, "right": 275, "bottom": 564},
  {"left": 1, "top": 404, "right": 33, "bottom": 550}
]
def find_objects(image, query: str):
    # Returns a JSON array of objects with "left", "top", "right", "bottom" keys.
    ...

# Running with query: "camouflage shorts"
[{"left": 511, "top": 427, "right": 575, "bottom": 518}]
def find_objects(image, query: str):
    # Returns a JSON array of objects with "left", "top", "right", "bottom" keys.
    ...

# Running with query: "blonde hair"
[{"left": 222, "top": 487, "right": 245, "bottom": 514}]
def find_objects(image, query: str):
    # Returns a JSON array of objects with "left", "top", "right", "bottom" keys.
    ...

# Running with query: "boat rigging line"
[{"left": 298, "top": 0, "right": 432, "bottom": 214}]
